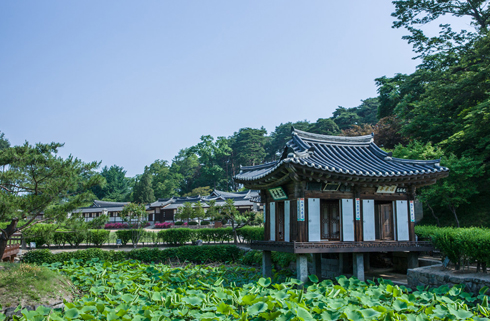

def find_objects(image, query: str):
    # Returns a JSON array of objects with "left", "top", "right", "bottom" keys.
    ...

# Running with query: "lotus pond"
[{"left": 4, "top": 259, "right": 490, "bottom": 320}]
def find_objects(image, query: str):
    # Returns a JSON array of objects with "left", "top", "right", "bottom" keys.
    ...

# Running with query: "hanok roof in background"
[
  {"left": 234, "top": 128, "right": 449, "bottom": 187},
  {"left": 149, "top": 190, "right": 259, "bottom": 209}
]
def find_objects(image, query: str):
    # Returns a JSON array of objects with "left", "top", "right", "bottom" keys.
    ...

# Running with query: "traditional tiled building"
[
  {"left": 234, "top": 128, "right": 449, "bottom": 281},
  {"left": 76, "top": 190, "right": 260, "bottom": 223}
]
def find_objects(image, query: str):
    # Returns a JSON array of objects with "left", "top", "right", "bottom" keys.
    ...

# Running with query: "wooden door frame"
[
  {"left": 320, "top": 200, "right": 341, "bottom": 240},
  {"left": 275, "top": 202, "right": 285, "bottom": 241},
  {"left": 375, "top": 201, "right": 394, "bottom": 240}
]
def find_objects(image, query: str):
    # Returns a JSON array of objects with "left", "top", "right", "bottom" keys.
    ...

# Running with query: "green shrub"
[
  {"left": 87, "top": 215, "right": 109, "bottom": 229},
  {"left": 237, "top": 226, "right": 264, "bottom": 243},
  {"left": 64, "top": 229, "right": 87, "bottom": 247},
  {"left": 87, "top": 229, "right": 110, "bottom": 247},
  {"left": 23, "top": 224, "right": 58, "bottom": 247},
  {"left": 21, "top": 249, "right": 53, "bottom": 264},
  {"left": 158, "top": 228, "right": 195, "bottom": 245},
  {"left": 188, "top": 221, "right": 198, "bottom": 226},
  {"left": 417, "top": 225, "right": 490, "bottom": 270},
  {"left": 128, "top": 245, "right": 242, "bottom": 263},
  {"left": 200, "top": 220, "right": 210, "bottom": 226},
  {"left": 174, "top": 222, "right": 184, "bottom": 226},
  {"left": 414, "top": 225, "right": 438, "bottom": 240},
  {"left": 53, "top": 230, "right": 69, "bottom": 246},
  {"left": 198, "top": 228, "right": 216, "bottom": 244},
  {"left": 240, "top": 250, "right": 296, "bottom": 268},
  {"left": 213, "top": 227, "right": 233, "bottom": 243},
  {"left": 115, "top": 230, "right": 132, "bottom": 246},
  {"left": 22, "top": 248, "right": 127, "bottom": 264}
]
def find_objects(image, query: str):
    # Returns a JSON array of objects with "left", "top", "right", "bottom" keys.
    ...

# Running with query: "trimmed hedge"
[
  {"left": 415, "top": 225, "right": 490, "bottom": 270},
  {"left": 240, "top": 250, "right": 297, "bottom": 268},
  {"left": 129, "top": 245, "right": 242, "bottom": 263},
  {"left": 22, "top": 245, "right": 243, "bottom": 265},
  {"left": 158, "top": 228, "right": 195, "bottom": 245},
  {"left": 21, "top": 225, "right": 263, "bottom": 248},
  {"left": 87, "top": 229, "right": 110, "bottom": 247},
  {"left": 22, "top": 248, "right": 127, "bottom": 265},
  {"left": 237, "top": 226, "right": 264, "bottom": 243}
]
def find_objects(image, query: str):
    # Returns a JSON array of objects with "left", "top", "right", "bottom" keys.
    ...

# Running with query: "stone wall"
[{"left": 408, "top": 265, "right": 490, "bottom": 295}]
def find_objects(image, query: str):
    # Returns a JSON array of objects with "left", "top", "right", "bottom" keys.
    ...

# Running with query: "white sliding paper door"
[
  {"left": 284, "top": 201, "right": 290, "bottom": 242},
  {"left": 342, "top": 199, "right": 355, "bottom": 241},
  {"left": 362, "top": 199, "right": 375, "bottom": 241},
  {"left": 395, "top": 200, "right": 409, "bottom": 241},
  {"left": 308, "top": 198, "right": 320, "bottom": 242},
  {"left": 269, "top": 202, "right": 275, "bottom": 241}
]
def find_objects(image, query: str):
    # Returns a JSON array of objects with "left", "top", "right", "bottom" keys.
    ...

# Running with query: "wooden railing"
[
  {"left": 250, "top": 240, "right": 433, "bottom": 253},
  {"left": 2, "top": 233, "right": 22, "bottom": 262}
]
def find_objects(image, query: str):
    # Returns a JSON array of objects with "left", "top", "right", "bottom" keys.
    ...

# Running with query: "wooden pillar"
[
  {"left": 408, "top": 186, "right": 416, "bottom": 242},
  {"left": 294, "top": 181, "right": 307, "bottom": 242},
  {"left": 313, "top": 253, "right": 323, "bottom": 280},
  {"left": 262, "top": 251, "right": 272, "bottom": 278},
  {"left": 261, "top": 190, "right": 270, "bottom": 241},
  {"left": 354, "top": 186, "right": 363, "bottom": 242}
]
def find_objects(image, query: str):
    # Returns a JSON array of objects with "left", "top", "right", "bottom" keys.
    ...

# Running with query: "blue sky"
[{"left": 0, "top": 1, "right": 465, "bottom": 176}]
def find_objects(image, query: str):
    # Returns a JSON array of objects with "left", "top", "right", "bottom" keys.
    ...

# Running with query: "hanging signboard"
[
  {"left": 376, "top": 185, "right": 397, "bottom": 193},
  {"left": 355, "top": 198, "right": 361, "bottom": 221},
  {"left": 409, "top": 200, "right": 415, "bottom": 222},
  {"left": 268, "top": 187, "right": 288, "bottom": 200},
  {"left": 323, "top": 183, "right": 340, "bottom": 191},
  {"left": 297, "top": 198, "right": 305, "bottom": 221}
]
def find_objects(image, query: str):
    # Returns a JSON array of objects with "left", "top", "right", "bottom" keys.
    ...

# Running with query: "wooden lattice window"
[{"left": 320, "top": 200, "right": 340, "bottom": 240}]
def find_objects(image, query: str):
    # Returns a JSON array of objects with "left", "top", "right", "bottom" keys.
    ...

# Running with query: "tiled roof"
[{"left": 235, "top": 128, "right": 449, "bottom": 182}]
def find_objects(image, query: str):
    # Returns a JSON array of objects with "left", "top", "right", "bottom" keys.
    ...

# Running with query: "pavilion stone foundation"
[
  {"left": 262, "top": 251, "right": 272, "bottom": 278},
  {"left": 407, "top": 264, "right": 490, "bottom": 296},
  {"left": 296, "top": 254, "right": 309, "bottom": 284}
]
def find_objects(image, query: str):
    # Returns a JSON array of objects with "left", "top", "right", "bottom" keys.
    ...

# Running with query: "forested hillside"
[{"left": 1, "top": 0, "right": 488, "bottom": 227}]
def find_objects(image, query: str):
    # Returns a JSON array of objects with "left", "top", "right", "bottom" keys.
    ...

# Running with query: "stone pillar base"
[
  {"left": 262, "top": 251, "right": 272, "bottom": 278},
  {"left": 296, "top": 254, "right": 308, "bottom": 284},
  {"left": 353, "top": 253, "right": 365, "bottom": 281}
]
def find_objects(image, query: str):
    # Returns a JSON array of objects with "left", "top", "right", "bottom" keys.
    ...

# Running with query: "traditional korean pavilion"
[{"left": 234, "top": 128, "right": 449, "bottom": 282}]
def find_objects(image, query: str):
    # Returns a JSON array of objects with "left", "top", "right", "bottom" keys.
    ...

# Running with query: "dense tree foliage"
[
  {"left": 377, "top": 0, "right": 490, "bottom": 226},
  {"left": 132, "top": 167, "right": 156, "bottom": 204},
  {"left": 91, "top": 165, "right": 132, "bottom": 202},
  {"left": 0, "top": 131, "right": 9, "bottom": 151},
  {"left": 0, "top": 142, "right": 103, "bottom": 257}
]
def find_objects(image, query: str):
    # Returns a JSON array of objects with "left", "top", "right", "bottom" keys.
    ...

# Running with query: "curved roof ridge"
[
  {"left": 240, "top": 160, "right": 279, "bottom": 171},
  {"left": 293, "top": 128, "right": 373, "bottom": 144}
]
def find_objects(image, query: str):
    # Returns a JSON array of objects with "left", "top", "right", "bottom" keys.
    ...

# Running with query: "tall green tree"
[
  {"left": 120, "top": 203, "right": 148, "bottom": 248},
  {"left": 392, "top": 0, "right": 490, "bottom": 58},
  {"left": 91, "top": 165, "right": 132, "bottom": 202},
  {"left": 132, "top": 167, "right": 156, "bottom": 204},
  {"left": 175, "top": 202, "right": 194, "bottom": 222},
  {"left": 148, "top": 160, "right": 180, "bottom": 199},
  {"left": 0, "top": 142, "right": 103, "bottom": 258},
  {"left": 308, "top": 118, "right": 341, "bottom": 135},
  {"left": 220, "top": 199, "right": 258, "bottom": 245},
  {"left": 265, "top": 120, "right": 310, "bottom": 161},
  {"left": 230, "top": 127, "right": 268, "bottom": 168},
  {"left": 170, "top": 149, "right": 200, "bottom": 196},
  {"left": 393, "top": 142, "right": 486, "bottom": 227},
  {"left": 332, "top": 107, "right": 362, "bottom": 130},
  {"left": 189, "top": 135, "right": 232, "bottom": 190},
  {"left": 0, "top": 131, "right": 9, "bottom": 150}
]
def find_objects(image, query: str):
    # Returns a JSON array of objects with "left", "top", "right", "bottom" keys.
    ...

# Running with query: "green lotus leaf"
[
  {"left": 248, "top": 302, "right": 268, "bottom": 316},
  {"left": 258, "top": 277, "right": 272, "bottom": 287},
  {"left": 308, "top": 275, "right": 319, "bottom": 283},
  {"left": 360, "top": 308, "right": 382, "bottom": 320},
  {"left": 183, "top": 296, "right": 203, "bottom": 306},
  {"left": 64, "top": 308, "right": 80, "bottom": 320}
]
